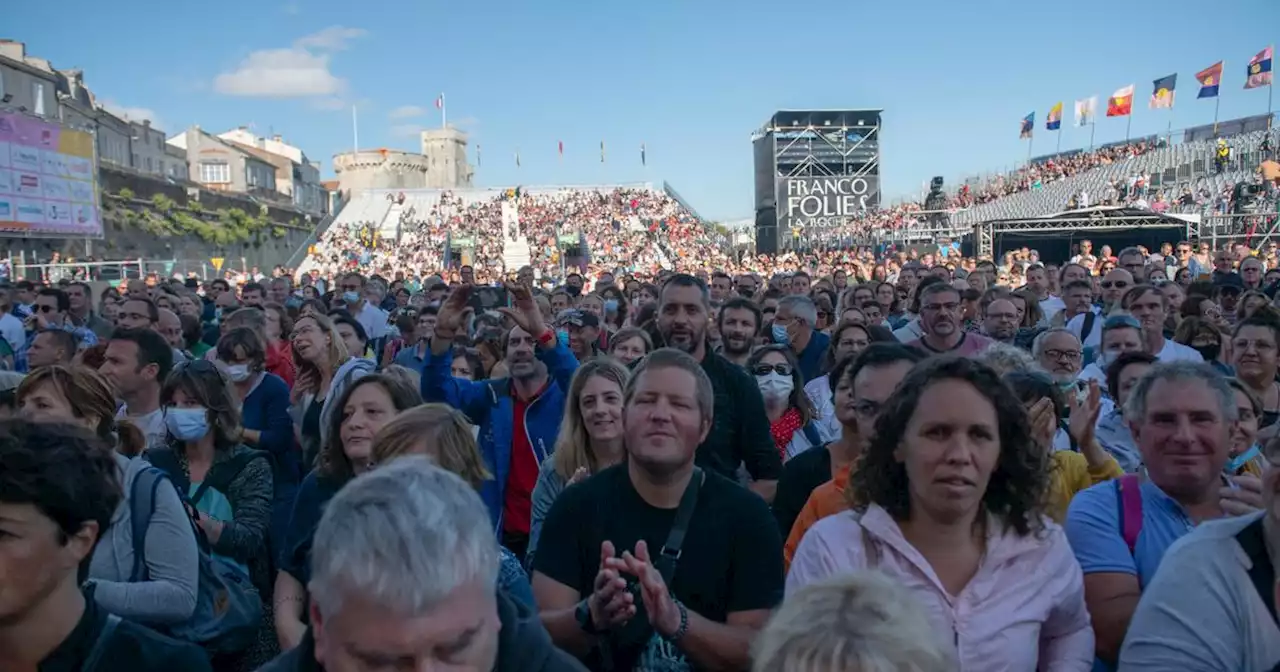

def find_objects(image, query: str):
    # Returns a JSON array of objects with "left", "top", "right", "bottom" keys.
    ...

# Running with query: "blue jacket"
[{"left": 420, "top": 342, "right": 578, "bottom": 531}]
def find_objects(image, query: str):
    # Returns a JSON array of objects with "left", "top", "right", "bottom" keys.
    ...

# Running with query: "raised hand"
[
  {"left": 497, "top": 282, "right": 547, "bottom": 341},
  {"left": 1028, "top": 397, "right": 1058, "bottom": 451},
  {"left": 434, "top": 285, "right": 474, "bottom": 337},
  {"left": 1067, "top": 380, "right": 1102, "bottom": 447}
]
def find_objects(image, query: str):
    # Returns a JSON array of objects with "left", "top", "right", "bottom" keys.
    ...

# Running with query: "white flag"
[{"left": 1074, "top": 96, "right": 1098, "bottom": 126}]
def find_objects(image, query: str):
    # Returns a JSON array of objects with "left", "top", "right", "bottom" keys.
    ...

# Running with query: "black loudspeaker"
[{"left": 930, "top": 176, "right": 944, "bottom": 191}]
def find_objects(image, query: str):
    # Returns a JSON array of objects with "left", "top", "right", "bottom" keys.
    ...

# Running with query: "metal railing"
[{"left": 8, "top": 258, "right": 240, "bottom": 283}]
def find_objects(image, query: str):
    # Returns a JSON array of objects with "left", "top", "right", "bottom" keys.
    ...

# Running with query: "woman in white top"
[{"left": 805, "top": 320, "right": 874, "bottom": 442}]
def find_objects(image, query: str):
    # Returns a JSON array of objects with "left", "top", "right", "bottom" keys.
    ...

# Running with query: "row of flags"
[
  {"left": 1020, "top": 46, "right": 1273, "bottom": 137},
  {"left": 485, "top": 142, "right": 649, "bottom": 168}
]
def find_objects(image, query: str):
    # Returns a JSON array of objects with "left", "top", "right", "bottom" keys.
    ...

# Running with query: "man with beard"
[
  {"left": 716, "top": 297, "right": 762, "bottom": 367},
  {"left": 907, "top": 283, "right": 994, "bottom": 356},
  {"left": 652, "top": 274, "right": 780, "bottom": 501},
  {"left": 423, "top": 283, "right": 580, "bottom": 559},
  {"left": 532, "top": 349, "right": 783, "bottom": 671}
]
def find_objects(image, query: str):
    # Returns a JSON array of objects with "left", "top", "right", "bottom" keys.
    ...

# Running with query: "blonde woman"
[
  {"left": 753, "top": 571, "right": 950, "bottom": 672},
  {"left": 525, "top": 357, "right": 629, "bottom": 567},
  {"left": 369, "top": 404, "right": 534, "bottom": 608},
  {"left": 288, "top": 312, "right": 374, "bottom": 468}
]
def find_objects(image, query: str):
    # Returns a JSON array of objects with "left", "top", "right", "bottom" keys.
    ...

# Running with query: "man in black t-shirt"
[
  {"left": 532, "top": 348, "right": 785, "bottom": 671},
  {"left": 651, "top": 273, "right": 781, "bottom": 501}
]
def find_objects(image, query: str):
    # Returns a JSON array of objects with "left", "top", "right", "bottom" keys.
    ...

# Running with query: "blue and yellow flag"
[
  {"left": 1150, "top": 74, "right": 1176, "bottom": 109},
  {"left": 1020, "top": 112, "right": 1034, "bottom": 139},
  {"left": 1046, "top": 103, "right": 1063, "bottom": 130}
]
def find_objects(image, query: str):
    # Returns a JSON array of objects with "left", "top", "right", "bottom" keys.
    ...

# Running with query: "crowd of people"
[{"left": 3, "top": 225, "right": 1280, "bottom": 671}]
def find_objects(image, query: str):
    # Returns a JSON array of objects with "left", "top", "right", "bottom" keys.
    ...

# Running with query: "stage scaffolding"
[{"left": 779, "top": 207, "right": 1280, "bottom": 258}]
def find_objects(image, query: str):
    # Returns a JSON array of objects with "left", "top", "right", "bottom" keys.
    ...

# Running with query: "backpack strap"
[
  {"left": 1081, "top": 310, "right": 1098, "bottom": 344},
  {"left": 81, "top": 613, "right": 121, "bottom": 672},
  {"left": 1114, "top": 474, "right": 1144, "bottom": 555},
  {"left": 128, "top": 466, "right": 168, "bottom": 582},
  {"left": 144, "top": 448, "right": 190, "bottom": 495},
  {"left": 189, "top": 450, "right": 269, "bottom": 509},
  {"left": 654, "top": 467, "right": 703, "bottom": 585}
]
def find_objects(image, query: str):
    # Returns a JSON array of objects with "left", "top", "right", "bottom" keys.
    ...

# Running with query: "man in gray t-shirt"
[{"left": 1120, "top": 511, "right": 1280, "bottom": 671}]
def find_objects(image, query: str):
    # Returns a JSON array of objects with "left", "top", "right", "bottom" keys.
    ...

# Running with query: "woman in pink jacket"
[{"left": 788, "top": 356, "right": 1094, "bottom": 671}]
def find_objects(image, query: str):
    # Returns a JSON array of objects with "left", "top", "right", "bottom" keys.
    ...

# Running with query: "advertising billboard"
[
  {"left": 0, "top": 112, "right": 102, "bottom": 238},
  {"left": 777, "top": 175, "right": 881, "bottom": 230}
]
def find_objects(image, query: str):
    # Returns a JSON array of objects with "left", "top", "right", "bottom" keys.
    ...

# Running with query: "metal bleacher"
[{"left": 949, "top": 126, "right": 1279, "bottom": 225}]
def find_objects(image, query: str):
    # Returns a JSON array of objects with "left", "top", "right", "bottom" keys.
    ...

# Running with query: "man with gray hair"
[
  {"left": 1032, "top": 327, "right": 1084, "bottom": 384},
  {"left": 533, "top": 348, "right": 784, "bottom": 671},
  {"left": 771, "top": 294, "right": 829, "bottom": 382},
  {"left": 1065, "top": 362, "right": 1263, "bottom": 667},
  {"left": 256, "top": 456, "right": 586, "bottom": 672}
]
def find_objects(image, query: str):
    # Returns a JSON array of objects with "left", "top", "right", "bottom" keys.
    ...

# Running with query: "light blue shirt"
[
  {"left": 1094, "top": 409, "right": 1143, "bottom": 473},
  {"left": 1065, "top": 478, "right": 1200, "bottom": 671}
]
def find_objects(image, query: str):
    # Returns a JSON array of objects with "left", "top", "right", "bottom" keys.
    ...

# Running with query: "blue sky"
[{"left": 8, "top": 0, "right": 1278, "bottom": 220}]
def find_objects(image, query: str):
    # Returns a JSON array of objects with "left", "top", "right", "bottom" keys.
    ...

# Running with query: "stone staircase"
[{"left": 501, "top": 200, "right": 531, "bottom": 271}]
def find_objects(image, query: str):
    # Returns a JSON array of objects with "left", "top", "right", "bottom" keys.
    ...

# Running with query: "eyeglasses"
[
  {"left": 752, "top": 364, "right": 793, "bottom": 377},
  {"left": 1044, "top": 349, "right": 1082, "bottom": 362},
  {"left": 1100, "top": 281, "right": 1130, "bottom": 289},
  {"left": 35, "top": 304, "right": 56, "bottom": 313}
]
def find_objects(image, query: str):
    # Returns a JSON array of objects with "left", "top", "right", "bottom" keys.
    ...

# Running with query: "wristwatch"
[{"left": 575, "top": 599, "right": 601, "bottom": 635}]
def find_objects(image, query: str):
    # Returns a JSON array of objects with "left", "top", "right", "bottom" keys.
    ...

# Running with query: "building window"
[
  {"left": 199, "top": 161, "right": 231, "bottom": 184},
  {"left": 159, "top": 160, "right": 165, "bottom": 175},
  {"left": 32, "top": 82, "right": 45, "bottom": 116},
  {"left": 146, "top": 157, "right": 153, "bottom": 172}
]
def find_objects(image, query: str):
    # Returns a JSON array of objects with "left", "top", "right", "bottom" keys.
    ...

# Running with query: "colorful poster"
[{"left": 0, "top": 112, "right": 102, "bottom": 237}]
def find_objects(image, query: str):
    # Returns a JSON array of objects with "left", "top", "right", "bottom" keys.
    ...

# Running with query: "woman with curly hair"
[{"left": 788, "top": 356, "right": 1093, "bottom": 671}]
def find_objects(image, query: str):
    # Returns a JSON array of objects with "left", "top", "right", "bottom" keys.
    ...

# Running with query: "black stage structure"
[
  {"left": 753, "top": 109, "right": 882, "bottom": 255},
  {"left": 873, "top": 206, "right": 1202, "bottom": 259}
]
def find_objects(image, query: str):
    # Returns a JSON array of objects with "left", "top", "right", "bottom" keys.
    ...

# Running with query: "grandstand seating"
[{"left": 950, "top": 127, "right": 1279, "bottom": 224}]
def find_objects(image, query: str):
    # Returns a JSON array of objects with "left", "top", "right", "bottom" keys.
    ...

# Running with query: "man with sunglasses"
[
  {"left": 14, "top": 288, "right": 96, "bottom": 373},
  {"left": 1067, "top": 268, "right": 1132, "bottom": 350}
]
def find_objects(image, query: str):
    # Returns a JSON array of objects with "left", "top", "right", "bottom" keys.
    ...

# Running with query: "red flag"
[
  {"left": 1106, "top": 85, "right": 1134, "bottom": 117},
  {"left": 558, "top": 140, "right": 564, "bottom": 156}
]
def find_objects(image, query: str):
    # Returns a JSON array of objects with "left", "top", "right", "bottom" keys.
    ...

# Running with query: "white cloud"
[
  {"left": 390, "top": 124, "right": 426, "bottom": 139},
  {"left": 388, "top": 105, "right": 426, "bottom": 120},
  {"left": 100, "top": 101, "right": 164, "bottom": 130},
  {"left": 213, "top": 26, "right": 365, "bottom": 99},
  {"left": 215, "top": 48, "right": 344, "bottom": 98},
  {"left": 293, "top": 26, "right": 367, "bottom": 51}
]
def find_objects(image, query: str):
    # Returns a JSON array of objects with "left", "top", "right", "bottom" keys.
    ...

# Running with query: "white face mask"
[
  {"left": 225, "top": 364, "right": 252, "bottom": 383},
  {"left": 756, "top": 371, "right": 794, "bottom": 402}
]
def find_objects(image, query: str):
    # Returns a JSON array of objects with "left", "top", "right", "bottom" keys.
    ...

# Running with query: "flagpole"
[
  {"left": 1056, "top": 127, "right": 1062, "bottom": 154},
  {"left": 1214, "top": 96, "right": 1221, "bottom": 136},
  {"left": 441, "top": 93, "right": 447, "bottom": 129},
  {"left": 1089, "top": 121, "right": 1096, "bottom": 151},
  {"left": 1125, "top": 114, "right": 1132, "bottom": 142}
]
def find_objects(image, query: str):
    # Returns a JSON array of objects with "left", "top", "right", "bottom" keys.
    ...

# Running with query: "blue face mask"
[
  {"left": 165, "top": 406, "right": 210, "bottom": 442},
  {"left": 343, "top": 291, "right": 360, "bottom": 304},
  {"left": 771, "top": 323, "right": 790, "bottom": 346},
  {"left": 604, "top": 299, "right": 619, "bottom": 312},
  {"left": 1225, "top": 443, "right": 1262, "bottom": 474},
  {"left": 284, "top": 296, "right": 302, "bottom": 309}
]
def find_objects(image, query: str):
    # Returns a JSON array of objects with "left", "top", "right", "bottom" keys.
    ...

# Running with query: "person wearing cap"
[
  {"left": 1215, "top": 274, "right": 1245, "bottom": 327},
  {"left": 561, "top": 310, "right": 601, "bottom": 363},
  {"left": 0, "top": 370, "right": 23, "bottom": 418}
]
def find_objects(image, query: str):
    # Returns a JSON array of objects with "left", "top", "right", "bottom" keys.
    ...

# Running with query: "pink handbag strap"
[{"left": 1115, "top": 474, "right": 1144, "bottom": 555}]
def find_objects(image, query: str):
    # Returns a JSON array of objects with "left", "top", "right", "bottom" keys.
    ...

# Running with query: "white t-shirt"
[
  {"left": 1065, "top": 308, "right": 1105, "bottom": 350},
  {"left": 354, "top": 303, "right": 390, "bottom": 341},
  {"left": 0, "top": 313, "right": 23, "bottom": 354},
  {"left": 1040, "top": 296, "right": 1065, "bottom": 321},
  {"left": 1155, "top": 338, "right": 1204, "bottom": 363},
  {"left": 117, "top": 405, "right": 167, "bottom": 452}
]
